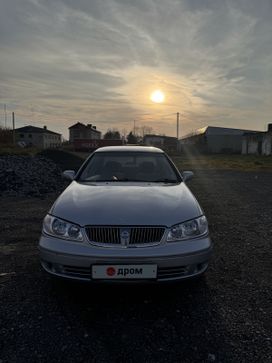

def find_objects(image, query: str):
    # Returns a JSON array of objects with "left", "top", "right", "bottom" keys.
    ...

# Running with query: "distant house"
[
  {"left": 180, "top": 126, "right": 258, "bottom": 154},
  {"left": 263, "top": 128, "right": 272, "bottom": 155},
  {"left": 242, "top": 124, "right": 272, "bottom": 155},
  {"left": 15, "top": 125, "right": 61, "bottom": 149},
  {"left": 143, "top": 134, "right": 178, "bottom": 152},
  {"left": 69, "top": 122, "right": 101, "bottom": 143}
]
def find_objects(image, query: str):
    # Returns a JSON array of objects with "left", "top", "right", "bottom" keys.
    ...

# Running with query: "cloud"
[{"left": 0, "top": 0, "right": 271, "bottom": 137}]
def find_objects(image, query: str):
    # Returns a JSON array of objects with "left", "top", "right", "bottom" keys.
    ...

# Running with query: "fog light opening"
[
  {"left": 51, "top": 263, "right": 64, "bottom": 274},
  {"left": 46, "top": 262, "right": 52, "bottom": 270}
]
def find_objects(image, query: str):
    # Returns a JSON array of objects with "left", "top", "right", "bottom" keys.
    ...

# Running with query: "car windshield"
[{"left": 78, "top": 151, "right": 181, "bottom": 183}]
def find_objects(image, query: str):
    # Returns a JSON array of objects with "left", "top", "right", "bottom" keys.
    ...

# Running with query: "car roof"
[{"left": 94, "top": 146, "right": 164, "bottom": 153}]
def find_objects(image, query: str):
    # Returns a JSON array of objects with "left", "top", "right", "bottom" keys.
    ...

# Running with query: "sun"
[{"left": 150, "top": 90, "right": 165, "bottom": 103}]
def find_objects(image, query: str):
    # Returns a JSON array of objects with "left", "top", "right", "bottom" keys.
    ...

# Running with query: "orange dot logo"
[{"left": 106, "top": 267, "right": 116, "bottom": 276}]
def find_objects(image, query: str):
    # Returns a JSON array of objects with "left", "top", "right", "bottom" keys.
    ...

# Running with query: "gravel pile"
[{"left": 0, "top": 155, "right": 65, "bottom": 197}]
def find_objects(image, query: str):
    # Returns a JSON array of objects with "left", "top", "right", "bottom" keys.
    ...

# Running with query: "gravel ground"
[
  {"left": 0, "top": 168, "right": 271, "bottom": 362},
  {"left": 0, "top": 155, "right": 64, "bottom": 197}
]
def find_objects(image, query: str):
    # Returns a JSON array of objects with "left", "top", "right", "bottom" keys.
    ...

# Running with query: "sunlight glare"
[{"left": 150, "top": 90, "right": 165, "bottom": 103}]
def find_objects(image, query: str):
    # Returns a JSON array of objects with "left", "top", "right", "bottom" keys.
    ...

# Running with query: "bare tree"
[{"left": 103, "top": 128, "right": 121, "bottom": 140}]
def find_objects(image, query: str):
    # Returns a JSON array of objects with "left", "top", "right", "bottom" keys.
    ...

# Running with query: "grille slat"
[{"left": 86, "top": 226, "right": 165, "bottom": 246}]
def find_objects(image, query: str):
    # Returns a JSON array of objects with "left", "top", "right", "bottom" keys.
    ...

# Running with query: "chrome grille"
[
  {"left": 129, "top": 227, "right": 164, "bottom": 244},
  {"left": 87, "top": 227, "right": 120, "bottom": 244},
  {"left": 86, "top": 226, "right": 165, "bottom": 246}
]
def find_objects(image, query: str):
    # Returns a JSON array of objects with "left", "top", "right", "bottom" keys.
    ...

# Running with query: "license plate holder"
[{"left": 92, "top": 264, "right": 157, "bottom": 279}]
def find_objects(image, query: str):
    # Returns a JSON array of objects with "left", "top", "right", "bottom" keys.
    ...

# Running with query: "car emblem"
[{"left": 120, "top": 228, "right": 130, "bottom": 246}]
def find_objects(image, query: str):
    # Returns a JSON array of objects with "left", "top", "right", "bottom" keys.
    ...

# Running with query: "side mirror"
[
  {"left": 62, "top": 170, "right": 76, "bottom": 181},
  {"left": 182, "top": 171, "right": 194, "bottom": 182}
]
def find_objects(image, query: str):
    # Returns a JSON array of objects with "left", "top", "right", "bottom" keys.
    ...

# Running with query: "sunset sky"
[{"left": 1, "top": 0, "right": 271, "bottom": 138}]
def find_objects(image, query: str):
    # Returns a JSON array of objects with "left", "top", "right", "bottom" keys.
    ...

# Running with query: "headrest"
[
  {"left": 139, "top": 161, "right": 155, "bottom": 172},
  {"left": 104, "top": 161, "right": 121, "bottom": 171}
]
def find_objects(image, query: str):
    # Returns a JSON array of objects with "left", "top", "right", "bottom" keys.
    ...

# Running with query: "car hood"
[{"left": 51, "top": 181, "right": 202, "bottom": 227}]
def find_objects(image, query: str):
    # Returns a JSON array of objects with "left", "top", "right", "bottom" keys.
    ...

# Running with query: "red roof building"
[{"left": 69, "top": 122, "right": 101, "bottom": 143}]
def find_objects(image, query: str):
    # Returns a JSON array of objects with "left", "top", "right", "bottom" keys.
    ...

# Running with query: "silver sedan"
[{"left": 39, "top": 146, "right": 212, "bottom": 282}]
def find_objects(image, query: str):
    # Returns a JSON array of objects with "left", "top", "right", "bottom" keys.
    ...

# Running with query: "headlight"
[
  {"left": 167, "top": 216, "right": 208, "bottom": 242},
  {"left": 43, "top": 215, "right": 84, "bottom": 242}
]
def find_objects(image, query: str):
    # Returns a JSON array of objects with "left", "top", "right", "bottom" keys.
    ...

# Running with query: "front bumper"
[{"left": 39, "top": 234, "right": 212, "bottom": 282}]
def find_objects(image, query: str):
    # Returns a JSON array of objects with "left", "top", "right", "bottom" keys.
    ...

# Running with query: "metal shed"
[{"left": 181, "top": 126, "right": 257, "bottom": 154}]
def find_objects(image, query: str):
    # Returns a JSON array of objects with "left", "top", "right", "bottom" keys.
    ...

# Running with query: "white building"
[
  {"left": 143, "top": 134, "right": 177, "bottom": 152},
  {"left": 242, "top": 124, "right": 272, "bottom": 155},
  {"left": 262, "top": 132, "right": 272, "bottom": 155},
  {"left": 15, "top": 125, "right": 61, "bottom": 149}
]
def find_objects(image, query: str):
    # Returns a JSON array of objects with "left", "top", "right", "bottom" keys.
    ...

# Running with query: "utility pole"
[
  {"left": 176, "top": 112, "right": 180, "bottom": 139},
  {"left": 133, "top": 120, "right": 136, "bottom": 135},
  {"left": 176, "top": 112, "right": 180, "bottom": 153},
  {"left": 12, "top": 112, "right": 15, "bottom": 145},
  {"left": 4, "top": 104, "right": 7, "bottom": 128}
]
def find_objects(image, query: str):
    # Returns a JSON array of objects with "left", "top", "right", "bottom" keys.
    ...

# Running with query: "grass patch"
[
  {"left": 0, "top": 144, "right": 40, "bottom": 156},
  {"left": 38, "top": 149, "right": 86, "bottom": 171},
  {"left": 171, "top": 154, "right": 272, "bottom": 171},
  {"left": 70, "top": 151, "right": 272, "bottom": 171},
  {"left": 2, "top": 145, "right": 271, "bottom": 172}
]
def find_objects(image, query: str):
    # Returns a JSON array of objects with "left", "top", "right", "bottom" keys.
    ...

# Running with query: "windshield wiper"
[
  {"left": 79, "top": 178, "right": 154, "bottom": 182},
  {"left": 116, "top": 178, "right": 147, "bottom": 182},
  {"left": 79, "top": 177, "right": 179, "bottom": 183},
  {"left": 79, "top": 179, "right": 119, "bottom": 182},
  {"left": 152, "top": 179, "right": 179, "bottom": 183}
]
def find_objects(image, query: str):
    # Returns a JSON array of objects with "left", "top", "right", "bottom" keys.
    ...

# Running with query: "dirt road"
[{"left": 0, "top": 169, "right": 271, "bottom": 362}]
